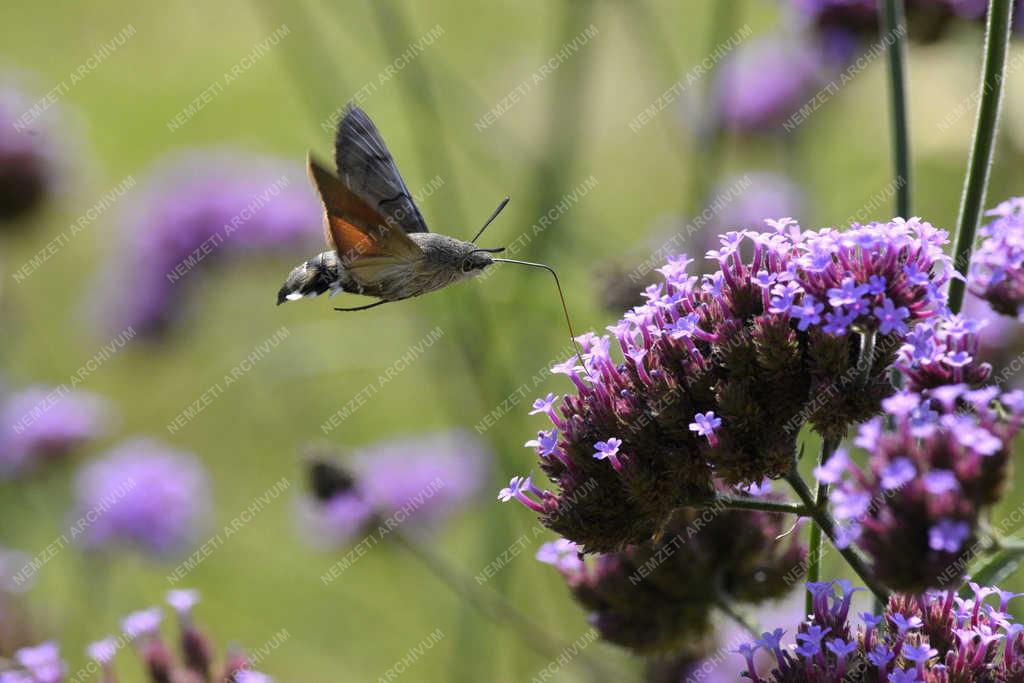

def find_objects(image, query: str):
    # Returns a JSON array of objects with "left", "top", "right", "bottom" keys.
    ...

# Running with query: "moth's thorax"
[{"left": 391, "top": 232, "right": 492, "bottom": 297}]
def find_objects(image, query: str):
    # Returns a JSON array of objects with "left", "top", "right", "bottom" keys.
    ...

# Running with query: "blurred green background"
[{"left": 2, "top": 1, "right": 1024, "bottom": 681}]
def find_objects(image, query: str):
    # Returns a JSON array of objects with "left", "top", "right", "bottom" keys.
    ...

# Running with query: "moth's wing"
[
  {"left": 334, "top": 105, "right": 430, "bottom": 234},
  {"left": 307, "top": 155, "right": 422, "bottom": 272}
]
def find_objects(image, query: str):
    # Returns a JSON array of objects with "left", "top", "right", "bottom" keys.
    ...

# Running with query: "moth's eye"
[{"left": 462, "top": 261, "right": 475, "bottom": 273}]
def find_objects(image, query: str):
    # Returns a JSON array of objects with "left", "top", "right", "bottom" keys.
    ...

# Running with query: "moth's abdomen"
[{"left": 276, "top": 251, "right": 350, "bottom": 304}]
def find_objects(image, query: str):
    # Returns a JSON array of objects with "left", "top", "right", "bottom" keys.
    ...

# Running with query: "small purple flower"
[
  {"left": 72, "top": 439, "right": 211, "bottom": 559},
  {"left": 593, "top": 437, "right": 625, "bottom": 472},
  {"left": 929, "top": 519, "right": 970, "bottom": 553},
  {"left": 880, "top": 457, "right": 915, "bottom": 489},
  {"left": 888, "top": 669, "right": 921, "bottom": 683},
  {"left": 86, "top": 637, "right": 118, "bottom": 665},
  {"left": 688, "top": 411, "right": 722, "bottom": 447},
  {"left": 769, "top": 281, "right": 803, "bottom": 314},
  {"left": 791, "top": 296, "right": 824, "bottom": 331},
  {"left": 525, "top": 429, "right": 559, "bottom": 458},
  {"left": 874, "top": 297, "right": 910, "bottom": 335},
  {"left": 827, "top": 277, "right": 869, "bottom": 307},
  {"left": 536, "top": 538, "right": 583, "bottom": 573},
  {"left": 122, "top": 607, "right": 163, "bottom": 639},
  {"left": 166, "top": 589, "right": 199, "bottom": 618},
  {"left": 922, "top": 470, "right": 959, "bottom": 495}
]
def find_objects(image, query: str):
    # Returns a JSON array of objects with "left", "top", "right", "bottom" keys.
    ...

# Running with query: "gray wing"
[{"left": 334, "top": 105, "right": 429, "bottom": 234}]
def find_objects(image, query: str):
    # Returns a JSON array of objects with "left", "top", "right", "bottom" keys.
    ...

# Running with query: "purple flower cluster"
[
  {"left": 507, "top": 217, "right": 952, "bottom": 552},
  {"left": 740, "top": 580, "right": 1024, "bottom": 682},
  {"left": 818, "top": 386, "right": 1023, "bottom": 591},
  {"left": 298, "top": 431, "right": 490, "bottom": 548},
  {"left": 97, "top": 149, "right": 321, "bottom": 337},
  {"left": 968, "top": 196, "right": 1024, "bottom": 321},
  {"left": 72, "top": 438, "right": 211, "bottom": 559},
  {"left": 897, "top": 314, "right": 993, "bottom": 391},
  {"left": 75, "top": 590, "right": 271, "bottom": 683},
  {"left": 787, "top": 0, "right": 1018, "bottom": 43},
  {"left": 0, "top": 84, "right": 63, "bottom": 222},
  {"left": 0, "top": 387, "right": 109, "bottom": 479},
  {"left": 714, "top": 34, "right": 825, "bottom": 134},
  {"left": 536, "top": 489, "right": 805, "bottom": 653}
]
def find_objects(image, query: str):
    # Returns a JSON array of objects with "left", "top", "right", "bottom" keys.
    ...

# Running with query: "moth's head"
[{"left": 460, "top": 246, "right": 504, "bottom": 274}]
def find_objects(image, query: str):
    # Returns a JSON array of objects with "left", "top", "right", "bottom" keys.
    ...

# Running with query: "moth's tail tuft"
[{"left": 277, "top": 251, "right": 344, "bottom": 305}]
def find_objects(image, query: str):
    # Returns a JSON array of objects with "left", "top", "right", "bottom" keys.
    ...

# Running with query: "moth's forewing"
[
  {"left": 307, "top": 155, "right": 421, "bottom": 269},
  {"left": 334, "top": 106, "right": 429, "bottom": 235}
]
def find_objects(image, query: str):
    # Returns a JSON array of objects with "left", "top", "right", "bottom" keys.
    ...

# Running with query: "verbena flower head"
[
  {"left": 968, "top": 196, "right": 1024, "bottom": 320},
  {"left": 4, "top": 641, "right": 64, "bottom": 683},
  {"left": 536, "top": 489, "right": 805, "bottom": 653},
  {"left": 821, "top": 386, "right": 1023, "bottom": 591},
  {"left": 76, "top": 590, "right": 273, "bottom": 682},
  {"left": 739, "top": 580, "right": 1024, "bottom": 681},
  {"left": 714, "top": 33, "right": 824, "bottom": 133},
  {"left": 72, "top": 438, "right": 211, "bottom": 559},
  {"left": 0, "top": 387, "right": 109, "bottom": 478},
  {"left": 896, "top": 314, "right": 993, "bottom": 391},
  {"left": 298, "top": 431, "right": 491, "bottom": 548},
  {"left": 0, "top": 83, "right": 63, "bottom": 222},
  {"left": 709, "top": 173, "right": 806, "bottom": 235},
  {"left": 510, "top": 218, "right": 952, "bottom": 551},
  {"left": 97, "top": 148, "right": 320, "bottom": 337},
  {"left": 787, "top": 0, "right": 984, "bottom": 44}
]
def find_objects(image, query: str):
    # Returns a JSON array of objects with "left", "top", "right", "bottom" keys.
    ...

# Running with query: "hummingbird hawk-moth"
[
  {"left": 277, "top": 105, "right": 513, "bottom": 311},
  {"left": 276, "top": 105, "right": 586, "bottom": 365}
]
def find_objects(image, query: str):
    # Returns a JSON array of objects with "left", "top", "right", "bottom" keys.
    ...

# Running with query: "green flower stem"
[
  {"left": 879, "top": 0, "right": 912, "bottom": 217},
  {"left": 711, "top": 494, "right": 811, "bottom": 516},
  {"left": 785, "top": 453, "right": 892, "bottom": 606},
  {"left": 948, "top": 0, "right": 1015, "bottom": 314}
]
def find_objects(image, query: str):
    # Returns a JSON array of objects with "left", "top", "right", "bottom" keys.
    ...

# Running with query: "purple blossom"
[
  {"left": 714, "top": 33, "right": 823, "bottom": 133},
  {"left": 969, "top": 196, "right": 1024, "bottom": 319},
  {"left": 300, "top": 431, "right": 491, "bottom": 547},
  {"left": 0, "top": 387, "right": 109, "bottom": 478},
  {"left": 929, "top": 518, "right": 970, "bottom": 552},
  {"left": 688, "top": 412, "right": 722, "bottom": 446},
  {"left": 72, "top": 439, "right": 211, "bottom": 559},
  {"left": 592, "top": 437, "right": 624, "bottom": 472},
  {"left": 94, "top": 149, "right": 321, "bottom": 338},
  {"left": 874, "top": 297, "right": 910, "bottom": 335},
  {"left": 525, "top": 429, "right": 559, "bottom": 457},
  {"left": 791, "top": 296, "right": 824, "bottom": 330}
]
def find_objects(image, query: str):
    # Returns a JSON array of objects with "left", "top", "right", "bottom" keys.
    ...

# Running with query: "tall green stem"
[
  {"left": 785, "top": 454, "right": 892, "bottom": 605},
  {"left": 879, "top": 0, "right": 911, "bottom": 217},
  {"left": 948, "top": 0, "right": 1014, "bottom": 314},
  {"left": 806, "top": 437, "right": 836, "bottom": 613}
]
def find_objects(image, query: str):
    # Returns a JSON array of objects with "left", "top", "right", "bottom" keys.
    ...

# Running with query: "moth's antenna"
[
  {"left": 492, "top": 257, "right": 590, "bottom": 379},
  {"left": 471, "top": 197, "right": 510, "bottom": 244}
]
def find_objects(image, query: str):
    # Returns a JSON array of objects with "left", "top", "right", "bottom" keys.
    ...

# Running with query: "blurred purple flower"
[
  {"left": 709, "top": 172, "right": 806, "bottom": 235},
  {"left": 95, "top": 149, "right": 321, "bottom": 337},
  {"left": 298, "top": 431, "right": 491, "bottom": 548},
  {"left": 714, "top": 33, "right": 824, "bottom": 134},
  {"left": 72, "top": 438, "right": 210, "bottom": 559},
  {"left": 0, "top": 387, "right": 109, "bottom": 479},
  {"left": 0, "top": 84, "right": 63, "bottom": 222},
  {"left": 968, "top": 196, "right": 1024, "bottom": 320}
]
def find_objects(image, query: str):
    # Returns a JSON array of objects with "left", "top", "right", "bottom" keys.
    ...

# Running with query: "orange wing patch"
[{"left": 307, "top": 154, "right": 420, "bottom": 265}]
